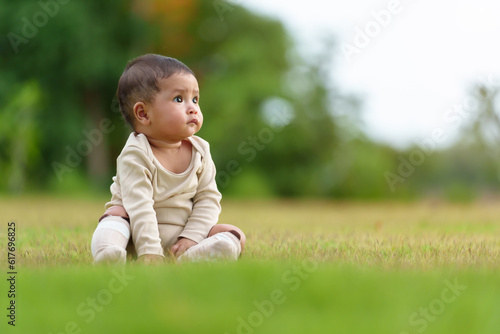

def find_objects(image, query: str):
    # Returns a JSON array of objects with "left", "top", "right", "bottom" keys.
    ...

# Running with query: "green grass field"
[{"left": 1, "top": 195, "right": 500, "bottom": 333}]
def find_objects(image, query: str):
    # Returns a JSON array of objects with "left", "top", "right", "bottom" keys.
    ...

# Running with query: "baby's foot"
[{"left": 177, "top": 231, "right": 241, "bottom": 262}]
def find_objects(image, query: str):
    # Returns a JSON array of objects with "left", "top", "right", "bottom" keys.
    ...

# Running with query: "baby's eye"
[
  {"left": 192, "top": 96, "right": 198, "bottom": 104},
  {"left": 173, "top": 96, "right": 183, "bottom": 103}
]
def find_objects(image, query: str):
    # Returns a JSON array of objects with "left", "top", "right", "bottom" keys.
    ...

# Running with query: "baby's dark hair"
[{"left": 117, "top": 54, "right": 194, "bottom": 129}]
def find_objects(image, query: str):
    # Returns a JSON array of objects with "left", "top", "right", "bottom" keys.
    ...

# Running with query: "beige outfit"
[{"left": 105, "top": 132, "right": 221, "bottom": 257}]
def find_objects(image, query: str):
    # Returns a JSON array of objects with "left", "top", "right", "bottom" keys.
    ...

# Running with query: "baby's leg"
[
  {"left": 91, "top": 206, "right": 130, "bottom": 264},
  {"left": 209, "top": 224, "right": 246, "bottom": 251},
  {"left": 177, "top": 224, "right": 246, "bottom": 262},
  {"left": 101, "top": 206, "right": 129, "bottom": 220}
]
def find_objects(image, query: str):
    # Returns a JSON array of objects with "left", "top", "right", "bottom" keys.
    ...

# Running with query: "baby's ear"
[{"left": 133, "top": 102, "right": 150, "bottom": 125}]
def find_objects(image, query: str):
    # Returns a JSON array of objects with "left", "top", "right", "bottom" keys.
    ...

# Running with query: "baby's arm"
[
  {"left": 177, "top": 144, "right": 222, "bottom": 244},
  {"left": 118, "top": 145, "right": 164, "bottom": 259}
]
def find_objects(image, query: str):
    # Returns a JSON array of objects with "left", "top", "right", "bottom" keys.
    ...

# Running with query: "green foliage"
[
  {"left": 193, "top": 8, "right": 341, "bottom": 197},
  {"left": 0, "top": 0, "right": 348, "bottom": 198},
  {"left": 1, "top": 0, "right": 150, "bottom": 190},
  {"left": 0, "top": 81, "right": 41, "bottom": 192},
  {"left": 329, "top": 139, "right": 400, "bottom": 199},
  {"left": 1, "top": 1, "right": 499, "bottom": 200}
]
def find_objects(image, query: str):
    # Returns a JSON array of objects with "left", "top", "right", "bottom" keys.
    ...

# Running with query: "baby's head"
[{"left": 117, "top": 54, "right": 201, "bottom": 138}]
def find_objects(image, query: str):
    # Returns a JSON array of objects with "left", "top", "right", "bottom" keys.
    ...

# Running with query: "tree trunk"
[{"left": 84, "top": 90, "right": 110, "bottom": 186}]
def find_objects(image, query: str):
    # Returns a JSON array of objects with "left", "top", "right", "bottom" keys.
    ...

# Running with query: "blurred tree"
[
  {"left": 0, "top": 0, "right": 358, "bottom": 198},
  {"left": 191, "top": 7, "right": 351, "bottom": 197},
  {"left": 0, "top": 81, "right": 41, "bottom": 193},
  {"left": 1, "top": 0, "right": 154, "bottom": 191},
  {"left": 390, "top": 83, "right": 500, "bottom": 201},
  {"left": 445, "top": 83, "right": 500, "bottom": 199},
  {"left": 460, "top": 85, "right": 500, "bottom": 156}
]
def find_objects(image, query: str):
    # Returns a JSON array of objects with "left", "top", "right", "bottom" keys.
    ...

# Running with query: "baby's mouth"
[{"left": 188, "top": 119, "right": 198, "bottom": 124}]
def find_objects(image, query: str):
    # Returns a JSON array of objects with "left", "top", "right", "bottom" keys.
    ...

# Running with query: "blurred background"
[{"left": 1, "top": 0, "right": 500, "bottom": 201}]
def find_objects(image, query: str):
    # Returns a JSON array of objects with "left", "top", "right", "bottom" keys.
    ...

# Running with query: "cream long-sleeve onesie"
[{"left": 105, "top": 132, "right": 222, "bottom": 257}]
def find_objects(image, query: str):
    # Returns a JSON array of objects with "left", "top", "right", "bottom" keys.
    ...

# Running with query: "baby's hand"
[{"left": 170, "top": 238, "right": 197, "bottom": 257}]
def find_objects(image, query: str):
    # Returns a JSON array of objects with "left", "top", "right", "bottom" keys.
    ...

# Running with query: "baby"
[{"left": 91, "top": 54, "right": 246, "bottom": 263}]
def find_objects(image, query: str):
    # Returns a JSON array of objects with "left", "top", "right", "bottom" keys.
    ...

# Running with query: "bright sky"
[{"left": 243, "top": 0, "right": 500, "bottom": 149}]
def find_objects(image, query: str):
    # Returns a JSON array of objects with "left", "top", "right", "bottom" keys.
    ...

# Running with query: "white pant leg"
[
  {"left": 178, "top": 231, "right": 241, "bottom": 262},
  {"left": 91, "top": 216, "right": 130, "bottom": 264}
]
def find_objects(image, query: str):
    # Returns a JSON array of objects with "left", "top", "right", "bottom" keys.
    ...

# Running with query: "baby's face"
[{"left": 146, "top": 73, "right": 203, "bottom": 142}]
